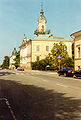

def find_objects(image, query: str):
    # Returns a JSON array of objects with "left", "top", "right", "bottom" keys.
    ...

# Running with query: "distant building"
[
  {"left": 9, "top": 48, "right": 17, "bottom": 69},
  {"left": 20, "top": 7, "right": 72, "bottom": 70},
  {"left": 71, "top": 30, "right": 81, "bottom": 70}
]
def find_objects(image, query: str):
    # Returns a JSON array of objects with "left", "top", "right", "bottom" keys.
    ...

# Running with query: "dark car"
[
  {"left": 17, "top": 67, "right": 24, "bottom": 71},
  {"left": 73, "top": 69, "right": 81, "bottom": 78},
  {"left": 58, "top": 67, "right": 73, "bottom": 77}
]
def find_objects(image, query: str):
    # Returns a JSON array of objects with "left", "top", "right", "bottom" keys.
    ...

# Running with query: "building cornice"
[
  {"left": 19, "top": 39, "right": 32, "bottom": 48},
  {"left": 31, "top": 39, "right": 72, "bottom": 42},
  {"left": 70, "top": 30, "right": 81, "bottom": 38},
  {"left": 75, "top": 58, "right": 81, "bottom": 60}
]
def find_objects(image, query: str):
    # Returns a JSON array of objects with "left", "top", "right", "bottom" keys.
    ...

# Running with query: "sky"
[{"left": 0, "top": 0, "right": 81, "bottom": 64}]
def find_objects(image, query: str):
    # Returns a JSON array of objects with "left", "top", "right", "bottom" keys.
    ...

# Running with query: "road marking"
[
  {"left": 56, "top": 83, "right": 68, "bottom": 88},
  {"left": 0, "top": 98, "right": 17, "bottom": 120}
]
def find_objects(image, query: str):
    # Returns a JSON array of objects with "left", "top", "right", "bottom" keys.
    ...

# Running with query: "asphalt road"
[{"left": 0, "top": 69, "right": 81, "bottom": 120}]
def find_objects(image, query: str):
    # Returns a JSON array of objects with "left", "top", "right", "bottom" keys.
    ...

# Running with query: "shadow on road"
[
  {"left": 0, "top": 79, "right": 81, "bottom": 120},
  {"left": 0, "top": 72, "right": 15, "bottom": 76}
]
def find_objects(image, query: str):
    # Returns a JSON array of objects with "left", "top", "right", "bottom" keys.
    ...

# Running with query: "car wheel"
[{"left": 64, "top": 73, "right": 67, "bottom": 77}]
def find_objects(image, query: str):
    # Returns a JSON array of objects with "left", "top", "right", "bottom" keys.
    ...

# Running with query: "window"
[
  {"left": 36, "top": 45, "right": 40, "bottom": 51},
  {"left": 42, "top": 25, "right": 44, "bottom": 30},
  {"left": 77, "top": 46, "right": 81, "bottom": 58},
  {"left": 78, "top": 66, "right": 80, "bottom": 70},
  {"left": 36, "top": 56, "right": 40, "bottom": 61},
  {"left": 46, "top": 46, "right": 49, "bottom": 52}
]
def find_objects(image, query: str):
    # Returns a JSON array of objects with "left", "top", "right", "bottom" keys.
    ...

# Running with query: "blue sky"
[{"left": 0, "top": 0, "right": 81, "bottom": 64}]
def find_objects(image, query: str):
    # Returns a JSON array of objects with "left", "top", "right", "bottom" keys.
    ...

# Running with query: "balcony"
[{"left": 34, "top": 29, "right": 50, "bottom": 35}]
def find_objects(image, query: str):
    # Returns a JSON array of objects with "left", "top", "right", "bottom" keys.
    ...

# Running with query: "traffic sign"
[
  {"left": 58, "top": 59, "right": 61, "bottom": 63},
  {"left": 58, "top": 55, "right": 61, "bottom": 59}
]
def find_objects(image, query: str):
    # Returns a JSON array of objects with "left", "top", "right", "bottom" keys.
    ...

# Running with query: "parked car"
[
  {"left": 73, "top": 69, "right": 81, "bottom": 78},
  {"left": 17, "top": 67, "right": 24, "bottom": 71},
  {"left": 58, "top": 67, "right": 73, "bottom": 77}
]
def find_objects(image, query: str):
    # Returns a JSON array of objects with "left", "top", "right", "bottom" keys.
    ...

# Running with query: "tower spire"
[{"left": 40, "top": 2, "right": 44, "bottom": 16}]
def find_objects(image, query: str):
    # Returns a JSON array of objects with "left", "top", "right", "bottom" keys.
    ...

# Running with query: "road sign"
[
  {"left": 58, "top": 59, "right": 61, "bottom": 63},
  {"left": 58, "top": 55, "right": 61, "bottom": 59}
]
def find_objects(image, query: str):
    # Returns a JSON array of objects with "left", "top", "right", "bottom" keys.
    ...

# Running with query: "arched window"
[{"left": 42, "top": 25, "right": 44, "bottom": 30}]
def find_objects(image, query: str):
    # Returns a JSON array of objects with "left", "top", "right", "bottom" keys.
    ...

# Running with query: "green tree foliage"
[
  {"left": 51, "top": 42, "right": 68, "bottom": 58},
  {"left": 14, "top": 51, "right": 20, "bottom": 68},
  {"left": 1, "top": 56, "right": 9, "bottom": 69},
  {"left": 32, "top": 56, "right": 52, "bottom": 70},
  {"left": 50, "top": 42, "right": 69, "bottom": 68},
  {"left": 61, "top": 57, "right": 74, "bottom": 68}
]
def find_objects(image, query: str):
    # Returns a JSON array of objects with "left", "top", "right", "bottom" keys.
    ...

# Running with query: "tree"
[
  {"left": 32, "top": 57, "right": 52, "bottom": 70},
  {"left": 61, "top": 57, "right": 74, "bottom": 68},
  {"left": 14, "top": 51, "right": 20, "bottom": 68},
  {"left": 50, "top": 42, "right": 74, "bottom": 69},
  {"left": 50, "top": 42, "right": 69, "bottom": 68},
  {"left": 51, "top": 42, "right": 68, "bottom": 58},
  {"left": 1, "top": 56, "right": 9, "bottom": 69}
]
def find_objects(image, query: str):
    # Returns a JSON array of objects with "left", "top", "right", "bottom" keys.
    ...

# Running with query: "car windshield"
[{"left": 66, "top": 68, "right": 71, "bottom": 70}]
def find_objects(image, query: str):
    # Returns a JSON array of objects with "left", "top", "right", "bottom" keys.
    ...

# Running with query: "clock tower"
[{"left": 34, "top": 6, "right": 50, "bottom": 36}]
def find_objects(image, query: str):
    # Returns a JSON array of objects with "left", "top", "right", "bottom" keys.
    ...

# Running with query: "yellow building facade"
[
  {"left": 71, "top": 30, "right": 81, "bottom": 70},
  {"left": 20, "top": 7, "right": 72, "bottom": 70}
]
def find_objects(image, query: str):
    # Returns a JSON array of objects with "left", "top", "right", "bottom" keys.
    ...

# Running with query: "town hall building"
[{"left": 19, "top": 7, "right": 72, "bottom": 70}]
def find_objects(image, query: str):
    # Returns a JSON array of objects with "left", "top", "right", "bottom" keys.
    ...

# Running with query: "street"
[{"left": 0, "top": 70, "right": 81, "bottom": 120}]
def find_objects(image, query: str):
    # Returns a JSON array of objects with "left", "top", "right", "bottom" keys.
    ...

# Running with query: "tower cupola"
[{"left": 34, "top": 5, "right": 50, "bottom": 36}]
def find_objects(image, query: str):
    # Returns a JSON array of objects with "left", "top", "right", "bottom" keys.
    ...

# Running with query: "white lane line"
[
  {"left": 0, "top": 98, "right": 17, "bottom": 120},
  {"left": 56, "top": 83, "right": 68, "bottom": 88}
]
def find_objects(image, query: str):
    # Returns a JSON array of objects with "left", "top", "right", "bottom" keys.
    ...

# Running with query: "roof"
[
  {"left": 19, "top": 34, "right": 72, "bottom": 48},
  {"left": 70, "top": 30, "right": 81, "bottom": 38},
  {"left": 33, "top": 34, "right": 72, "bottom": 42}
]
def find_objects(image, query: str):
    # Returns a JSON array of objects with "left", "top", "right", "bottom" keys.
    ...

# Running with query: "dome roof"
[
  {"left": 38, "top": 15, "right": 47, "bottom": 23},
  {"left": 38, "top": 7, "right": 47, "bottom": 23}
]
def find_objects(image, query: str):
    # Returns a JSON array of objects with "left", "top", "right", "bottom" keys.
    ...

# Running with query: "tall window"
[
  {"left": 42, "top": 25, "right": 44, "bottom": 30},
  {"left": 36, "top": 45, "right": 40, "bottom": 52},
  {"left": 78, "top": 66, "right": 80, "bottom": 70},
  {"left": 78, "top": 46, "right": 80, "bottom": 58},
  {"left": 46, "top": 46, "right": 49, "bottom": 52}
]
